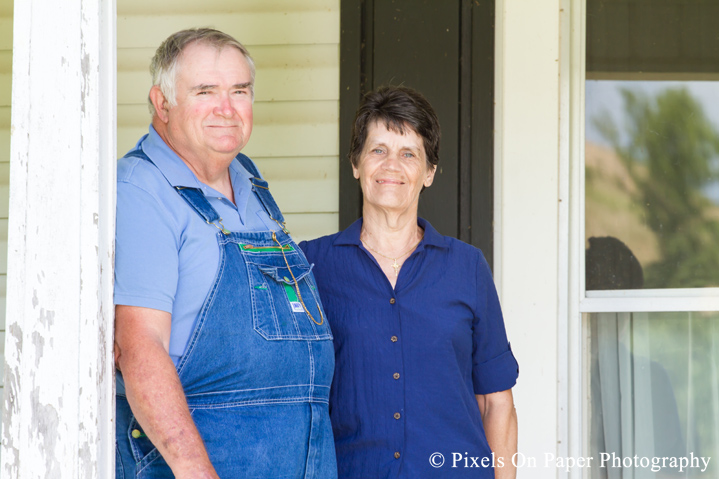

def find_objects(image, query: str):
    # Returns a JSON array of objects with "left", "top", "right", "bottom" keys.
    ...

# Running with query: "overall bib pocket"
[{"left": 243, "top": 244, "right": 332, "bottom": 341}]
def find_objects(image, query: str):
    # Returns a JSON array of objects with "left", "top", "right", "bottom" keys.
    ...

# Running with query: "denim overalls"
[{"left": 116, "top": 152, "right": 337, "bottom": 478}]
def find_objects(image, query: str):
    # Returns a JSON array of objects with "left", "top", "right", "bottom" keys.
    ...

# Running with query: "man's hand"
[
  {"left": 115, "top": 305, "right": 219, "bottom": 478},
  {"left": 477, "top": 389, "right": 517, "bottom": 479}
]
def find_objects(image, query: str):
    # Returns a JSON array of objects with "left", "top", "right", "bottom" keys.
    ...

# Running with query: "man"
[{"left": 114, "top": 29, "right": 336, "bottom": 479}]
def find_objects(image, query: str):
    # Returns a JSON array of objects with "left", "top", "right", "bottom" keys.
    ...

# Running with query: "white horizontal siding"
[
  {"left": 118, "top": 0, "right": 336, "bottom": 15},
  {"left": 118, "top": 12, "right": 339, "bottom": 48},
  {"left": 117, "top": 1, "right": 340, "bottom": 241},
  {"left": 0, "top": 130, "right": 8, "bottom": 155},
  {"left": 284, "top": 212, "right": 339, "bottom": 240},
  {"left": 0, "top": 0, "right": 11, "bottom": 404},
  {"left": 0, "top": 73, "right": 9, "bottom": 105},
  {"left": 0, "top": 16, "right": 11, "bottom": 50}
]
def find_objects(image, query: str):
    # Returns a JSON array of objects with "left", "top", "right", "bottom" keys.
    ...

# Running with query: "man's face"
[{"left": 162, "top": 42, "right": 254, "bottom": 163}]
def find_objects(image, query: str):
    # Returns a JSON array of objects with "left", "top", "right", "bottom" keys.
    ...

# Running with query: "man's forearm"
[
  {"left": 115, "top": 306, "right": 219, "bottom": 479},
  {"left": 121, "top": 341, "right": 218, "bottom": 479}
]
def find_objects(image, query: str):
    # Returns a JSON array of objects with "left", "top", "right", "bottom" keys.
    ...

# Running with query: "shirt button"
[
  {"left": 389, "top": 298, "right": 396, "bottom": 304},
  {"left": 393, "top": 412, "right": 401, "bottom": 420},
  {"left": 394, "top": 452, "right": 401, "bottom": 459},
  {"left": 390, "top": 336, "right": 398, "bottom": 342},
  {"left": 393, "top": 372, "right": 400, "bottom": 380}
]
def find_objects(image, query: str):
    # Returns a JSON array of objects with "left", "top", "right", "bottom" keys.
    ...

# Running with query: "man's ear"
[{"left": 149, "top": 86, "right": 170, "bottom": 123}]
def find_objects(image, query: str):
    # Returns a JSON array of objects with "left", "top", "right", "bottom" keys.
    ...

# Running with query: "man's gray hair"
[{"left": 148, "top": 28, "right": 256, "bottom": 115}]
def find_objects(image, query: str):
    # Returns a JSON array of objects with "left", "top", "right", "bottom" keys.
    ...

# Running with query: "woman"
[{"left": 300, "top": 86, "right": 519, "bottom": 478}]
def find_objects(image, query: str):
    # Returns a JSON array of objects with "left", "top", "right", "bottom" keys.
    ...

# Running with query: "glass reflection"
[
  {"left": 586, "top": 81, "right": 719, "bottom": 289},
  {"left": 588, "top": 312, "right": 719, "bottom": 478}
]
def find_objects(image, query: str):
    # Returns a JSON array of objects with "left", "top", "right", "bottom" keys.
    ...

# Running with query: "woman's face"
[{"left": 353, "top": 121, "right": 436, "bottom": 215}]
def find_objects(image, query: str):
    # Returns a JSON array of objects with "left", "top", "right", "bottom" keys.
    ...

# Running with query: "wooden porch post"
[{"left": 2, "top": 0, "right": 116, "bottom": 477}]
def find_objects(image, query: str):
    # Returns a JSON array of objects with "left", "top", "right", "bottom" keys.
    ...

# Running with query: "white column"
[
  {"left": 494, "top": 0, "right": 562, "bottom": 477},
  {"left": 2, "top": 0, "right": 116, "bottom": 477}
]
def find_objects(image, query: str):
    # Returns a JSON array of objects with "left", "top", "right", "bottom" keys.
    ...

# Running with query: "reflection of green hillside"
[
  {"left": 586, "top": 140, "right": 719, "bottom": 286},
  {"left": 585, "top": 141, "right": 660, "bottom": 267},
  {"left": 588, "top": 87, "right": 719, "bottom": 288}
]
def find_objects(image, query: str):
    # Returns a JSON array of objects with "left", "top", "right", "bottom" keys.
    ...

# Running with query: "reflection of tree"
[{"left": 594, "top": 88, "right": 719, "bottom": 288}]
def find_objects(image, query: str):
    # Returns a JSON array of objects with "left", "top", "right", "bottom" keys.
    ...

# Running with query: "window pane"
[
  {"left": 585, "top": 0, "right": 719, "bottom": 290},
  {"left": 589, "top": 312, "right": 719, "bottom": 478},
  {"left": 588, "top": 312, "right": 719, "bottom": 478}
]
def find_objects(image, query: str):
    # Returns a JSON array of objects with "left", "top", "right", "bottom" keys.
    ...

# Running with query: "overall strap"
[
  {"left": 123, "top": 147, "right": 152, "bottom": 163},
  {"left": 236, "top": 153, "right": 287, "bottom": 228},
  {"left": 124, "top": 149, "right": 223, "bottom": 227},
  {"left": 174, "top": 187, "right": 222, "bottom": 225},
  {"left": 125, "top": 149, "right": 285, "bottom": 232}
]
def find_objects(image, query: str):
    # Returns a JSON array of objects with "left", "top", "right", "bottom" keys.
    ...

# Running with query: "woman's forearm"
[{"left": 477, "top": 389, "right": 518, "bottom": 479}]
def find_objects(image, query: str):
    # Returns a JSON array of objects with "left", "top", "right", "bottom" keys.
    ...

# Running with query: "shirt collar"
[
  {"left": 334, "top": 217, "right": 448, "bottom": 249},
  {"left": 140, "top": 125, "right": 205, "bottom": 189},
  {"left": 139, "top": 126, "right": 254, "bottom": 217}
]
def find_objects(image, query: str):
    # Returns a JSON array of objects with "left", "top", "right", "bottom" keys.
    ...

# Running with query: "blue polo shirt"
[
  {"left": 114, "top": 126, "right": 279, "bottom": 366},
  {"left": 300, "top": 218, "right": 518, "bottom": 478}
]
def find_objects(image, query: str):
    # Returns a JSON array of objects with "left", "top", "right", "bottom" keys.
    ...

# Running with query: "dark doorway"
[{"left": 339, "top": 0, "right": 496, "bottom": 264}]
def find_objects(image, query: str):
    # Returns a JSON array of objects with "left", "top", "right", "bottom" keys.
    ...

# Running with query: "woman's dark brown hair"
[{"left": 348, "top": 86, "right": 441, "bottom": 171}]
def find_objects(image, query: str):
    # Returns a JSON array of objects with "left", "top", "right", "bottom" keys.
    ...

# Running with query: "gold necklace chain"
[{"left": 361, "top": 233, "right": 423, "bottom": 277}]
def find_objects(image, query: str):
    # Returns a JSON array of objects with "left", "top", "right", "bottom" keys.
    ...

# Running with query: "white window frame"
[{"left": 564, "top": 1, "right": 719, "bottom": 476}]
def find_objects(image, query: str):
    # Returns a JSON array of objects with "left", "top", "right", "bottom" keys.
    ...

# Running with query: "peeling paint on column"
[
  {"left": 80, "top": 52, "right": 90, "bottom": 115},
  {"left": 98, "top": 321, "right": 107, "bottom": 385},
  {"left": 30, "top": 387, "right": 62, "bottom": 477},
  {"left": 78, "top": 424, "right": 93, "bottom": 479},
  {"left": 38, "top": 308, "right": 55, "bottom": 328},
  {"left": 31, "top": 332, "right": 45, "bottom": 368},
  {"left": 8, "top": 324, "right": 23, "bottom": 354},
  {"left": 4, "top": 1, "right": 118, "bottom": 476},
  {"left": 3, "top": 351, "right": 20, "bottom": 477}
]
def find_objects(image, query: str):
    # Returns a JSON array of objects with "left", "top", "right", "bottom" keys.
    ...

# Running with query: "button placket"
[{"left": 389, "top": 292, "right": 403, "bottom": 466}]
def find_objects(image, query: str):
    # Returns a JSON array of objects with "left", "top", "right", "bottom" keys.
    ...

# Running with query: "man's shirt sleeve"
[{"left": 114, "top": 180, "right": 180, "bottom": 313}]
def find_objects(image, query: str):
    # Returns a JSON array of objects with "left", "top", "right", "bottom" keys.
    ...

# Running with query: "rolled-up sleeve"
[{"left": 472, "top": 252, "right": 519, "bottom": 395}]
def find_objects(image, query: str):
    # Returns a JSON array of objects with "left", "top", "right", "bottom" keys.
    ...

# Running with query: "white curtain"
[{"left": 591, "top": 312, "right": 719, "bottom": 478}]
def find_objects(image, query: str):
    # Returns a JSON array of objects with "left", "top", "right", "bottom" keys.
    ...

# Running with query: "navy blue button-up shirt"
[{"left": 301, "top": 218, "right": 518, "bottom": 478}]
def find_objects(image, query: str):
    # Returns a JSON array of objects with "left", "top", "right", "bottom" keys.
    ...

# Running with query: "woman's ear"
[{"left": 424, "top": 165, "right": 437, "bottom": 187}]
